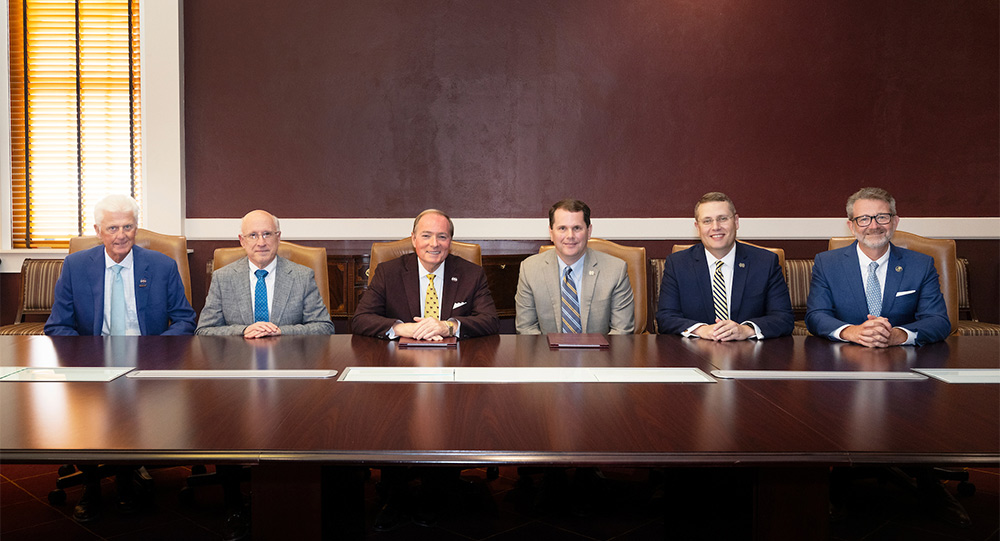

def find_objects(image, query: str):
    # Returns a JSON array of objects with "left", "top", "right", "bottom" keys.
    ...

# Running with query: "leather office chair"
[
  {"left": 670, "top": 241, "right": 787, "bottom": 282},
  {"left": 210, "top": 241, "right": 332, "bottom": 316},
  {"left": 539, "top": 238, "right": 648, "bottom": 334},
  {"left": 69, "top": 228, "right": 193, "bottom": 305},
  {"left": 0, "top": 259, "right": 64, "bottom": 335},
  {"left": 367, "top": 238, "right": 482, "bottom": 285},
  {"left": 829, "top": 231, "right": 958, "bottom": 335}
]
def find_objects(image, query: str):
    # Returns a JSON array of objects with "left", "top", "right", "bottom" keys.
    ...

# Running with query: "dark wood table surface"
[
  {"left": 2, "top": 334, "right": 997, "bottom": 538},
  {"left": 2, "top": 334, "right": 996, "bottom": 464}
]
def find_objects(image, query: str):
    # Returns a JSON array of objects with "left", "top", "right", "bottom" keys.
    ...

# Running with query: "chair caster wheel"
[
  {"left": 179, "top": 486, "right": 195, "bottom": 504},
  {"left": 57, "top": 465, "right": 76, "bottom": 477},
  {"left": 957, "top": 481, "right": 976, "bottom": 497},
  {"left": 48, "top": 489, "right": 67, "bottom": 505}
]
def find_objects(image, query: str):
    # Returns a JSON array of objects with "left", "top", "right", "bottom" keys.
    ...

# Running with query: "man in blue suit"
[
  {"left": 44, "top": 194, "right": 195, "bottom": 523},
  {"left": 806, "top": 187, "right": 949, "bottom": 347},
  {"left": 657, "top": 192, "right": 793, "bottom": 339},
  {"left": 45, "top": 195, "right": 195, "bottom": 336}
]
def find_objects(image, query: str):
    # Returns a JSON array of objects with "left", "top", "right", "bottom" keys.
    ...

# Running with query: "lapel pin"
[
  {"left": 451, "top": 276, "right": 458, "bottom": 282},
  {"left": 738, "top": 263, "right": 745, "bottom": 268},
  {"left": 139, "top": 278, "right": 148, "bottom": 288},
  {"left": 895, "top": 266, "right": 902, "bottom": 272},
  {"left": 588, "top": 270, "right": 595, "bottom": 276}
]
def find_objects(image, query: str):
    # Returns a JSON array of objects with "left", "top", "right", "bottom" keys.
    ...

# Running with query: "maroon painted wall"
[{"left": 184, "top": 0, "right": 998, "bottom": 219}]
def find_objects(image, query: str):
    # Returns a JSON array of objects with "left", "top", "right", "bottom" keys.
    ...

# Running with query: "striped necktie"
[
  {"left": 561, "top": 267, "right": 582, "bottom": 333},
  {"left": 712, "top": 260, "right": 729, "bottom": 321}
]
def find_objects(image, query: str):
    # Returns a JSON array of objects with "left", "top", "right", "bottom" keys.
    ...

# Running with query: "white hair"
[{"left": 94, "top": 195, "right": 139, "bottom": 226}]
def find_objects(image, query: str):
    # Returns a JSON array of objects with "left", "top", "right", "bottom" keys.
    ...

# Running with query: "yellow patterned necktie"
[{"left": 425, "top": 274, "right": 440, "bottom": 319}]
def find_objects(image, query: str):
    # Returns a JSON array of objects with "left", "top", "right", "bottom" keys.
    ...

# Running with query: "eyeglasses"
[
  {"left": 850, "top": 213, "right": 895, "bottom": 227},
  {"left": 243, "top": 231, "right": 277, "bottom": 241},
  {"left": 699, "top": 215, "right": 733, "bottom": 227}
]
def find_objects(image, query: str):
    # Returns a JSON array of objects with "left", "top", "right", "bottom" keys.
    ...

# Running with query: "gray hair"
[
  {"left": 412, "top": 209, "right": 454, "bottom": 237},
  {"left": 94, "top": 195, "right": 139, "bottom": 226},
  {"left": 846, "top": 187, "right": 896, "bottom": 219}
]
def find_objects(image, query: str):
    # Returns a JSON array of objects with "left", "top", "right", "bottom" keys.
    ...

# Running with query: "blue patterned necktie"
[
  {"left": 561, "top": 267, "right": 582, "bottom": 333},
  {"left": 110, "top": 264, "right": 126, "bottom": 335},
  {"left": 712, "top": 260, "right": 729, "bottom": 321},
  {"left": 865, "top": 261, "right": 881, "bottom": 317},
  {"left": 254, "top": 269, "right": 269, "bottom": 322}
]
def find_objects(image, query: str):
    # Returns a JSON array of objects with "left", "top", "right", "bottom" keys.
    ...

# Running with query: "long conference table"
[{"left": 2, "top": 334, "right": 998, "bottom": 539}]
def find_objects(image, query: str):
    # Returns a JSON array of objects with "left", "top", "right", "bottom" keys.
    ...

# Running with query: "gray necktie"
[
  {"left": 865, "top": 261, "right": 881, "bottom": 317},
  {"left": 111, "top": 264, "right": 126, "bottom": 335}
]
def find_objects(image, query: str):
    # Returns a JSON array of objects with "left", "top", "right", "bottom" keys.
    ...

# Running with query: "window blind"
[{"left": 9, "top": 0, "right": 141, "bottom": 248}]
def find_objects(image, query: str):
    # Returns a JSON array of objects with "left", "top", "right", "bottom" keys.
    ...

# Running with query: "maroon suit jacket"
[{"left": 352, "top": 253, "right": 499, "bottom": 338}]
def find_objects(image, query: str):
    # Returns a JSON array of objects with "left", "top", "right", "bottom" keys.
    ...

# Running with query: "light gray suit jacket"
[
  {"left": 195, "top": 256, "right": 334, "bottom": 336},
  {"left": 515, "top": 248, "right": 634, "bottom": 335}
]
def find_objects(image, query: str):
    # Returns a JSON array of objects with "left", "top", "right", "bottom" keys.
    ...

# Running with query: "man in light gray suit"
[
  {"left": 515, "top": 199, "right": 634, "bottom": 334},
  {"left": 196, "top": 209, "right": 334, "bottom": 337}
]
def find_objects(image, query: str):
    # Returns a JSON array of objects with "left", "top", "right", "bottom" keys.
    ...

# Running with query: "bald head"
[{"left": 239, "top": 210, "right": 281, "bottom": 269}]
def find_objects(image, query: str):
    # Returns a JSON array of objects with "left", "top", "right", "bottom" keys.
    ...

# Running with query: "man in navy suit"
[
  {"left": 44, "top": 194, "right": 195, "bottom": 523},
  {"left": 657, "top": 192, "right": 793, "bottom": 339},
  {"left": 806, "top": 187, "right": 949, "bottom": 347},
  {"left": 45, "top": 194, "right": 195, "bottom": 336}
]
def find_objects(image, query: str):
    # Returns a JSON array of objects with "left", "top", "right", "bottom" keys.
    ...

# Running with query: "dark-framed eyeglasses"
[{"left": 850, "top": 213, "right": 895, "bottom": 227}]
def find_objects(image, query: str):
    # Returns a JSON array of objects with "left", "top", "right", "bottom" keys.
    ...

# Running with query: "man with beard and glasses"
[{"left": 806, "top": 187, "right": 949, "bottom": 346}]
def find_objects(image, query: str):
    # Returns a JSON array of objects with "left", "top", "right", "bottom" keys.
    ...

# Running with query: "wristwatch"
[{"left": 445, "top": 320, "right": 456, "bottom": 337}]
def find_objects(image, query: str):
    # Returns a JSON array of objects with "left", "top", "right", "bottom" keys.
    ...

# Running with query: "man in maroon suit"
[
  {"left": 352, "top": 209, "right": 499, "bottom": 339},
  {"left": 351, "top": 209, "right": 499, "bottom": 530}
]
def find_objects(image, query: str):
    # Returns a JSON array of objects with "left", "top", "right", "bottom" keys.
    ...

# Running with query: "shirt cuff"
[
  {"left": 681, "top": 323, "right": 705, "bottom": 338},
  {"left": 831, "top": 324, "right": 850, "bottom": 342},
  {"left": 741, "top": 321, "right": 763, "bottom": 340},
  {"left": 386, "top": 320, "right": 403, "bottom": 340},
  {"left": 898, "top": 326, "right": 917, "bottom": 346}
]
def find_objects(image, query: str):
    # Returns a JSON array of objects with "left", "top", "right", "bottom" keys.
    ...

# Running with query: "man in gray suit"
[
  {"left": 196, "top": 209, "right": 334, "bottom": 337},
  {"left": 515, "top": 199, "right": 634, "bottom": 334}
]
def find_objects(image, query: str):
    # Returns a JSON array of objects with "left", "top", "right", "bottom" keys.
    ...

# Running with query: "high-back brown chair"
[
  {"left": 367, "top": 238, "right": 483, "bottom": 285},
  {"left": 828, "top": 231, "right": 958, "bottom": 335},
  {"left": 211, "top": 241, "right": 331, "bottom": 316},
  {"left": 670, "top": 241, "right": 787, "bottom": 282},
  {"left": 539, "top": 238, "right": 648, "bottom": 334},
  {"left": 0, "top": 259, "right": 65, "bottom": 335},
  {"left": 69, "top": 228, "right": 192, "bottom": 305}
]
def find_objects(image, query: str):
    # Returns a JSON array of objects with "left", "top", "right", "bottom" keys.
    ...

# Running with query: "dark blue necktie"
[{"left": 254, "top": 269, "right": 269, "bottom": 322}]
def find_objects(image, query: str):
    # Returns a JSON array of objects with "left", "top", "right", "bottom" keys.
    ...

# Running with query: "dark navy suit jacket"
[
  {"left": 805, "top": 241, "right": 950, "bottom": 346},
  {"left": 656, "top": 242, "right": 794, "bottom": 338},
  {"left": 44, "top": 245, "right": 196, "bottom": 336}
]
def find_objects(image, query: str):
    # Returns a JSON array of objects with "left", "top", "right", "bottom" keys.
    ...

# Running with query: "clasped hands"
[
  {"left": 840, "top": 315, "right": 907, "bottom": 348},
  {"left": 393, "top": 317, "right": 450, "bottom": 341},
  {"left": 694, "top": 318, "right": 754, "bottom": 341},
  {"left": 244, "top": 321, "right": 282, "bottom": 339}
]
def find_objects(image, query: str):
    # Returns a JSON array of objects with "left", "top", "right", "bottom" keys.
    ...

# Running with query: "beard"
[{"left": 857, "top": 227, "right": 892, "bottom": 251}]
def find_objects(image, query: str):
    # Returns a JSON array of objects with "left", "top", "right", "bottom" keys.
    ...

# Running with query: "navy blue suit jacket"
[
  {"left": 45, "top": 245, "right": 196, "bottom": 336},
  {"left": 656, "top": 242, "right": 794, "bottom": 338},
  {"left": 805, "top": 241, "right": 950, "bottom": 346}
]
